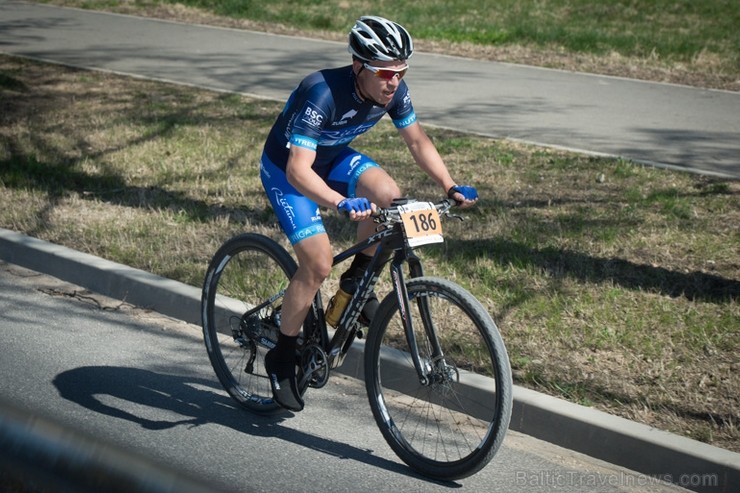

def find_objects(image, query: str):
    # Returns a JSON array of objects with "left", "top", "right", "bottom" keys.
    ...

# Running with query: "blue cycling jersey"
[
  {"left": 262, "top": 65, "right": 417, "bottom": 178},
  {"left": 261, "top": 65, "right": 418, "bottom": 244}
]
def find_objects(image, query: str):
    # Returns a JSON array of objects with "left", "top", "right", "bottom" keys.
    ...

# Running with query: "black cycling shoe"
[{"left": 264, "top": 349, "right": 304, "bottom": 412}]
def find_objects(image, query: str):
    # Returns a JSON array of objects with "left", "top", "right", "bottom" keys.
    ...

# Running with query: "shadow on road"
[{"left": 53, "top": 366, "right": 457, "bottom": 486}]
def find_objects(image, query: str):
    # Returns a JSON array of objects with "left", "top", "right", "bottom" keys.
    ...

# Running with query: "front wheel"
[{"left": 364, "top": 277, "right": 513, "bottom": 480}]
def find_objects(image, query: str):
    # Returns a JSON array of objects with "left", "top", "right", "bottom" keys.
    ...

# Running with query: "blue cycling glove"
[
  {"left": 447, "top": 185, "right": 478, "bottom": 203},
  {"left": 337, "top": 197, "right": 372, "bottom": 216}
]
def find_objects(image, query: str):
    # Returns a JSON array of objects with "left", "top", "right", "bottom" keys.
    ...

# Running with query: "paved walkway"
[{"left": 1, "top": 0, "right": 738, "bottom": 178}]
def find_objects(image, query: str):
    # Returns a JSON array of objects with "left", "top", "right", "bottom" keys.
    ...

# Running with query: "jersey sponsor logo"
[
  {"left": 271, "top": 187, "right": 296, "bottom": 229},
  {"left": 341, "top": 109, "right": 358, "bottom": 121},
  {"left": 394, "top": 112, "right": 417, "bottom": 129},
  {"left": 321, "top": 122, "right": 377, "bottom": 146},
  {"left": 290, "top": 134, "right": 318, "bottom": 150},
  {"left": 332, "top": 109, "right": 359, "bottom": 126},
  {"left": 369, "top": 107, "right": 387, "bottom": 118},
  {"left": 347, "top": 154, "right": 363, "bottom": 176},
  {"left": 349, "top": 161, "right": 374, "bottom": 180},
  {"left": 299, "top": 101, "right": 326, "bottom": 129},
  {"left": 260, "top": 162, "right": 271, "bottom": 179},
  {"left": 290, "top": 223, "right": 326, "bottom": 244}
]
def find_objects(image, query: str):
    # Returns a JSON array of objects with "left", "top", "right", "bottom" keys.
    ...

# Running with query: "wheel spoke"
[
  {"left": 202, "top": 234, "right": 299, "bottom": 414},
  {"left": 365, "top": 277, "right": 512, "bottom": 480}
]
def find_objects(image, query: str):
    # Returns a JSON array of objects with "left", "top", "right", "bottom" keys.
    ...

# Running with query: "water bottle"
[{"left": 325, "top": 279, "right": 354, "bottom": 327}]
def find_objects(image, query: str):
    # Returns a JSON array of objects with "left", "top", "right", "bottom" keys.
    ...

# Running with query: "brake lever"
[{"left": 444, "top": 211, "right": 465, "bottom": 221}]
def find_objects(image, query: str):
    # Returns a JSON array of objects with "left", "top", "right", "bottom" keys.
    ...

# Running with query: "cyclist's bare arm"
[
  {"left": 286, "top": 146, "right": 343, "bottom": 208},
  {"left": 399, "top": 122, "right": 478, "bottom": 208},
  {"left": 398, "top": 122, "right": 455, "bottom": 188}
]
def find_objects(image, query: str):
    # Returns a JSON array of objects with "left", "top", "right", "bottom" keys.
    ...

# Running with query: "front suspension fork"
[{"left": 390, "top": 250, "right": 445, "bottom": 386}]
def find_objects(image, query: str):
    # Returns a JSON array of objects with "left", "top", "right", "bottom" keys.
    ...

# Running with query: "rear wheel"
[
  {"left": 202, "top": 233, "right": 316, "bottom": 414},
  {"left": 364, "top": 277, "right": 512, "bottom": 480}
]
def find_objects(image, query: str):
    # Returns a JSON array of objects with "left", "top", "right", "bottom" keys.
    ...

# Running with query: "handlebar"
[
  {"left": 337, "top": 197, "right": 464, "bottom": 224},
  {"left": 373, "top": 198, "right": 459, "bottom": 225}
]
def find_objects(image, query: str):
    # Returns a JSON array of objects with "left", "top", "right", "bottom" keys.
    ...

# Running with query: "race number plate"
[{"left": 399, "top": 201, "right": 443, "bottom": 247}]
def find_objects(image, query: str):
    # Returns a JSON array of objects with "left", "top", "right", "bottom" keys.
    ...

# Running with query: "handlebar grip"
[{"left": 337, "top": 198, "right": 372, "bottom": 218}]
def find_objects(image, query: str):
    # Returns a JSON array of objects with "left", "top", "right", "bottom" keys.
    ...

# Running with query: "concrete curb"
[{"left": 1, "top": 228, "right": 738, "bottom": 492}]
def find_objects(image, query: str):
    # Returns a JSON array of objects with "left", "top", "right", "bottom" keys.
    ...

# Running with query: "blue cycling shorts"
[{"left": 260, "top": 147, "right": 380, "bottom": 245}]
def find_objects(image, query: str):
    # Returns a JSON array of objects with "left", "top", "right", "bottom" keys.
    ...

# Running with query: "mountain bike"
[{"left": 201, "top": 197, "right": 513, "bottom": 480}]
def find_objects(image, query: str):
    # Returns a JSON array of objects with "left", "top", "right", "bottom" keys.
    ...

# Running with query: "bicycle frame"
[
  {"left": 322, "top": 225, "right": 399, "bottom": 369},
  {"left": 313, "top": 202, "right": 447, "bottom": 385}
]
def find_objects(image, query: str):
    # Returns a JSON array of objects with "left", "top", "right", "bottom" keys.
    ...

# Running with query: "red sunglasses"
[{"left": 363, "top": 63, "right": 409, "bottom": 81}]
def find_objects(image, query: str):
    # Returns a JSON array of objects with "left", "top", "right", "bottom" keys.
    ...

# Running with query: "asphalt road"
[
  {"left": 0, "top": 0, "right": 738, "bottom": 178},
  {"left": 0, "top": 262, "right": 693, "bottom": 493}
]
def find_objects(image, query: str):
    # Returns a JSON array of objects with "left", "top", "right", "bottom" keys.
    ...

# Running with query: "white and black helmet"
[{"left": 348, "top": 16, "right": 414, "bottom": 62}]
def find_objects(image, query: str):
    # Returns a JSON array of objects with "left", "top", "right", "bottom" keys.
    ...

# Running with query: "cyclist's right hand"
[{"left": 337, "top": 197, "right": 374, "bottom": 221}]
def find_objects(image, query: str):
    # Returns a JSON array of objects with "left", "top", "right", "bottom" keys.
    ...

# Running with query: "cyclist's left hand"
[{"left": 448, "top": 185, "right": 478, "bottom": 208}]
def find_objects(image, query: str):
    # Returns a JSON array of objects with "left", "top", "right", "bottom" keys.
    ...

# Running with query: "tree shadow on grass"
[
  {"left": 0, "top": 59, "right": 277, "bottom": 233},
  {"left": 2, "top": 57, "right": 737, "bottom": 306},
  {"left": 444, "top": 237, "right": 739, "bottom": 304}
]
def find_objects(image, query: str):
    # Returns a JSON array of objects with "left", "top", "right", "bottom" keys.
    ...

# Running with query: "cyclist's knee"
[
  {"left": 295, "top": 238, "right": 333, "bottom": 284},
  {"left": 374, "top": 181, "right": 402, "bottom": 208},
  {"left": 311, "top": 254, "right": 333, "bottom": 281},
  {"left": 358, "top": 170, "right": 401, "bottom": 207}
]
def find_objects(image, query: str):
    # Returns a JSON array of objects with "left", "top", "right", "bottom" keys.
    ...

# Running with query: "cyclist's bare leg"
[
  {"left": 344, "top": 167, "right": 400, "bottom": 323},
  {"left": 355, "top": 166, "right": 401, "bottom": 253},
  {"left": 280, "top": 232, "right": 333, "bottom": 336},
  {"left": 265, "top": 233, "right": 332, "bottom": 411}
]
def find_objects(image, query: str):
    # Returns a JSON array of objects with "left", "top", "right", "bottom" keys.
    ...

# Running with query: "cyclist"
[{"left": 261, "top": 15, "right": 479, "bottom": 411}]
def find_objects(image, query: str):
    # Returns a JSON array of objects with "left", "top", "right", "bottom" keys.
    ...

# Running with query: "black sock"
[
  {"left": 341, "top": 252, "right": 373, "bottom": 282},
  {"left": 274, "top": 331, "right": 298, "bottom": 362}
]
